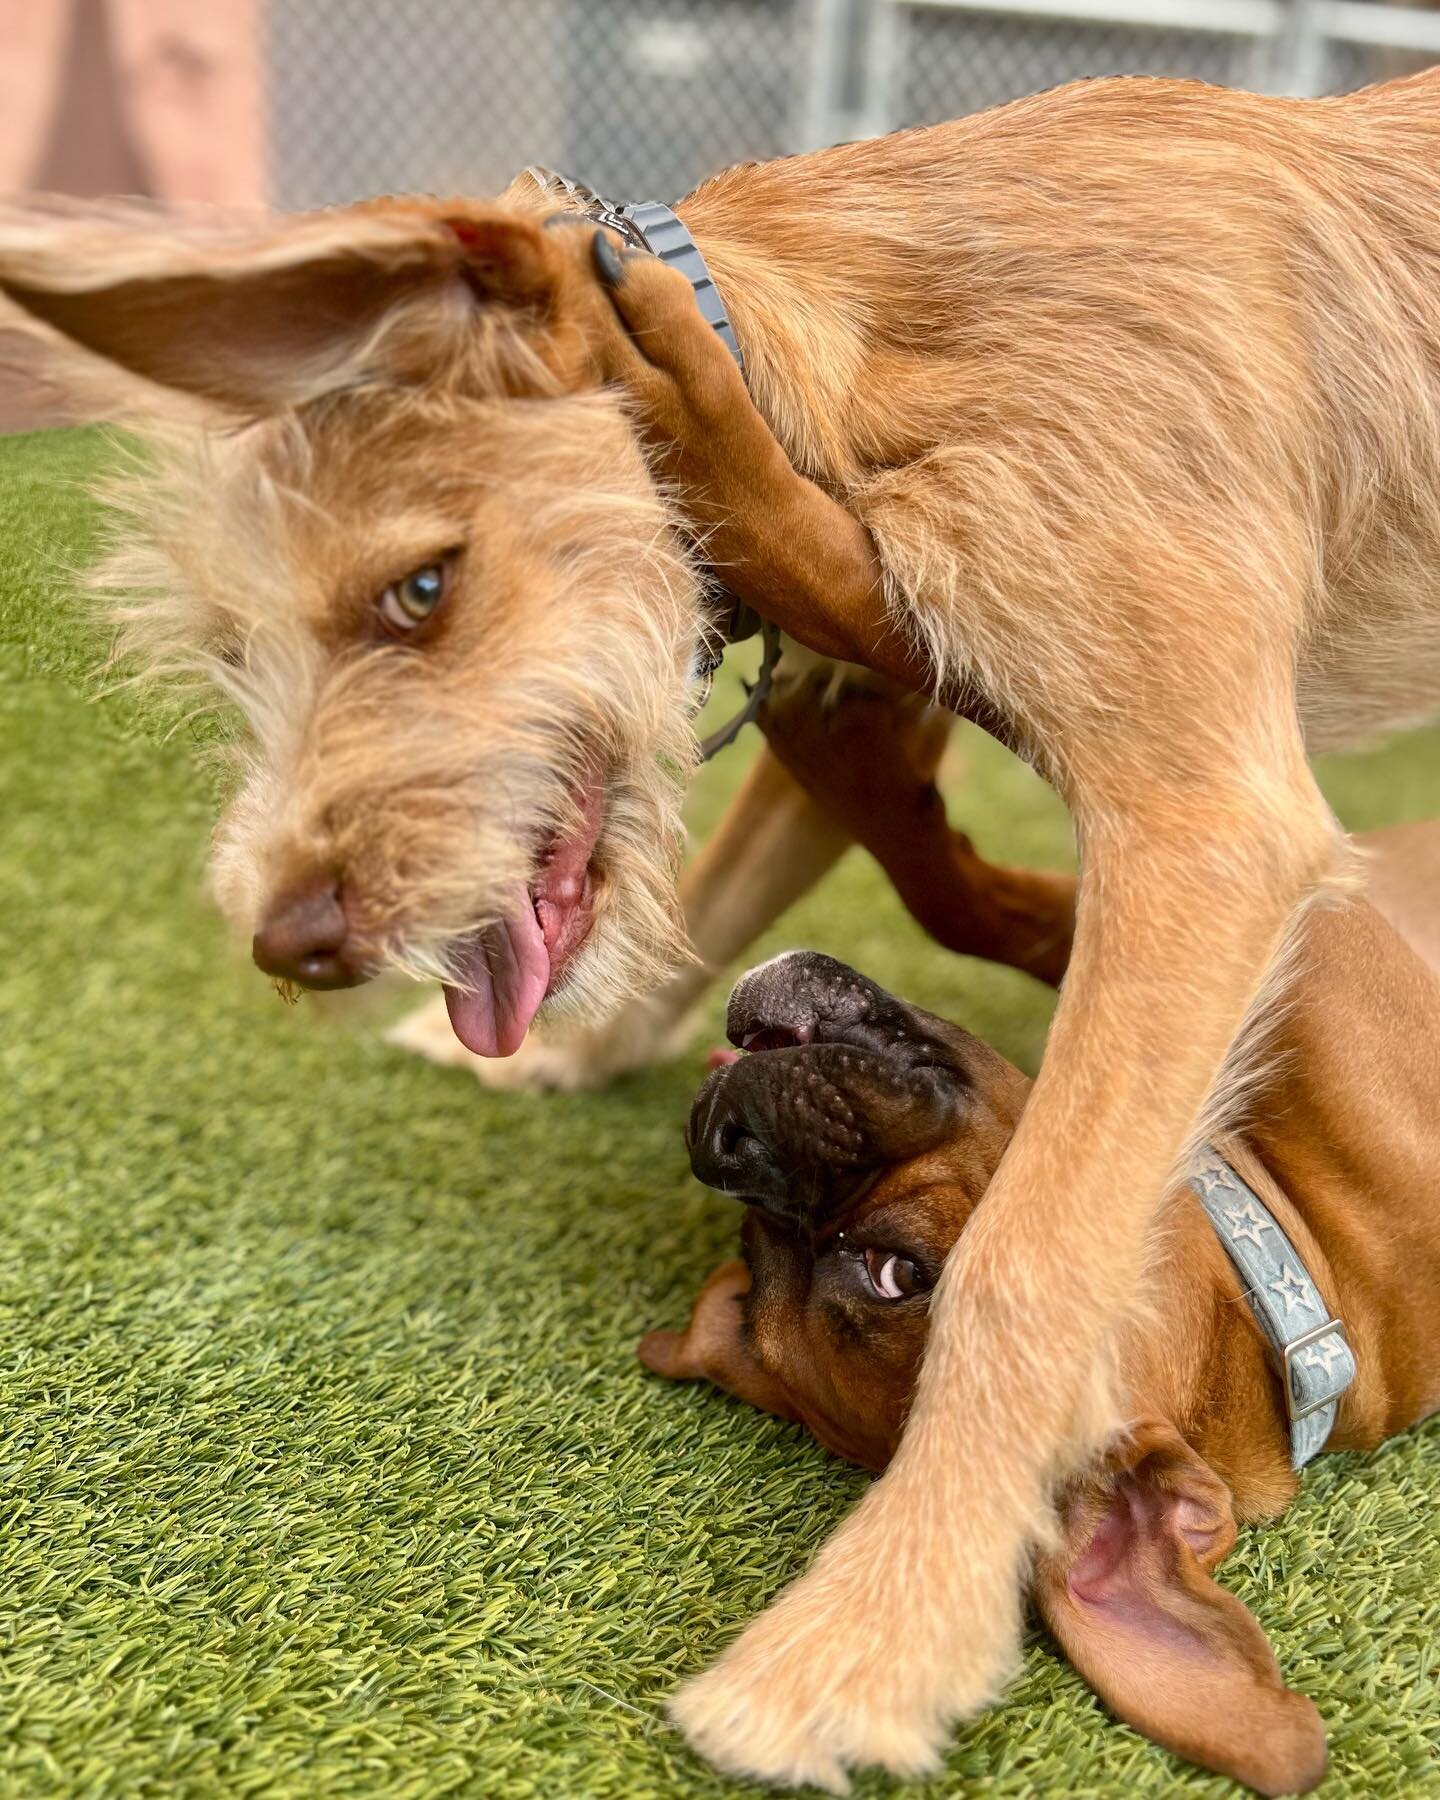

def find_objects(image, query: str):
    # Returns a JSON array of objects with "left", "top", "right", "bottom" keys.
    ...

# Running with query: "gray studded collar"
[
  {"left": 525, "top": 166, "right": 767, "bottom": 761},
  {"left": 523, "top": 168, "right": 744, "bottom": 373}
]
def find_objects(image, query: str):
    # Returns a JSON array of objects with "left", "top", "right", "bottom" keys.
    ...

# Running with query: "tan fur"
[
  {"left": 84, "top": 331, "right": 703, "bottom": 1019},
  {"left": 6, "top": 72, "right": 1440, "bottom": 1787},
  {"left": 646, "top": 829, "right": 1440, "bottom": 1790}
]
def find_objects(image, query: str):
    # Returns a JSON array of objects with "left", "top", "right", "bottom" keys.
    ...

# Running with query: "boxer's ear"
[
  {"left": 1034, "top": 1422, "right": 1327, "bottom": 1795},
  {"left": 638, "top": 1260, "right": 802, "bottom": 1425},
  {"left": 0, "top": 199, "right": 552, "bottom": 414}
]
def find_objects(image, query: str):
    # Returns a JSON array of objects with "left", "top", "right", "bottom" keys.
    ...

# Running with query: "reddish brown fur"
[
  {"left": 643, "top": 831, "right": 1440, "bottom": 1791},
  {"left": 6, "top": 71, "right": 1440, "bottom": 1785}
]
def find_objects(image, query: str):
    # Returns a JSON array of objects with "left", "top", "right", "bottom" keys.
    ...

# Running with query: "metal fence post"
[
  {"left": 798, "top": 0, "right": 851, "bottom": 149},
  {"left": 1274, "top": 0, "right": 1330, "bottom": 93}
]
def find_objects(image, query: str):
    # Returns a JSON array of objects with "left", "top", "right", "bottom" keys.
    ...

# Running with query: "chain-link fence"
[
  {"left": 267, "top": 0, "right": 817, "bottom": 208},
  {"left": 871, "top": 0, "right": 1435, "bottom": 134},
  {"left": 267, "top": 0, "right": 1439, "bottom": 210}
]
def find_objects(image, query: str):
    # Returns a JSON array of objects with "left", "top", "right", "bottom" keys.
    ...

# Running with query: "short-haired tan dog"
[
  {"left": 6, "top": 69, "right": 1440, "bottom": 1783},
  {"left": 643, "top": 828, "right": 1440, "bottom": 1793}
]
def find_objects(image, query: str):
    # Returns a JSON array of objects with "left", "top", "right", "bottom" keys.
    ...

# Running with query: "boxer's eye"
[{"left": 862, "top": 1247, "right": 926, "bottom": 1301}]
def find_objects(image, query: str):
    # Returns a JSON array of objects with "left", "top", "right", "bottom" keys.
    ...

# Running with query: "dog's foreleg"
[
  {"left": 389, "top": 738, "right": 851, "bottom": 1090},
  {"left": 672, "top": 764, "right": 1348, "bottom": 1787},
  {"left": 559, "top": 231, "right": 1357, "bottom": 1782},
  {"left": 681, "top": 735, "right": 854, "bottom": 978}
]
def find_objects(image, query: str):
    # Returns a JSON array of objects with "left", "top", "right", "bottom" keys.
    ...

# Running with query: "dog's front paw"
[{"left": 672, "top": 1481, "right": 1023, "bottom": 1790}]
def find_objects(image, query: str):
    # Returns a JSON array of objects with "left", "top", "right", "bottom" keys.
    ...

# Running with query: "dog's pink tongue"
[{"left": 443, "top": 886, "right": 550, "bottom": 1058}]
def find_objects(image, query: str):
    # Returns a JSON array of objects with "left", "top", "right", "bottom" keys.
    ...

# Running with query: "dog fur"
[
  {"left": 643, "top": 826, "right": 1440, "bottom": 1793},
  {"left": 5, "top": 71, "right": 1440, "bottom": 1786},
  {"left": 389, "top": 659, "right": 1075, "bottom": 1088}
]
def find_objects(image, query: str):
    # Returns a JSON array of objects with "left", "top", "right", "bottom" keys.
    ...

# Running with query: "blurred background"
[
  {"left": 266, "top": 0, "right": 1438, "bottom": 206},
  {"left": 8, "top": 0, "right": 1440, "bottom": 424},
  {"left": 2, "top": 0, "right": 1438, "bottom": 424},
  {"left": 4, "top": 0, "right": 1440, "bottom": 217}
]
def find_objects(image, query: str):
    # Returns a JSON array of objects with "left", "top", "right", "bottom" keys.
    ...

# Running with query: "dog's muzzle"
[{"left": 687, "top": 952, "right": 962, "bottom": 1223}]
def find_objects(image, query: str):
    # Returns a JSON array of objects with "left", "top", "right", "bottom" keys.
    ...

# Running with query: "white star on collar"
[
  {"left": 1191, "top": 1162, "right": 1233, "bottom": 1202},
  {"left": 1223, "top": 1200, "right": 1276, "bottom": 1248},
  {"left": 1301, "top": 1336, "right": 1345, "bottom": 1376},
  {"left": 1269, "top": 1265, "right": 1312, "bottom": 1316}
]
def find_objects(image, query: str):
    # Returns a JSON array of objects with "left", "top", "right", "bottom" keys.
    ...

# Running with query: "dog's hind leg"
[
  {"left": 388, "top": 724, "right": 852, "bottom": 1090},
  {"left": 759, "top": 674, "right": 1076, "bottom": 986}
]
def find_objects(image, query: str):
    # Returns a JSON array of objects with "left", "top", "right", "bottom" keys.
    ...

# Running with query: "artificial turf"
[{"left": 1, "top": 423, "right": 1436, "bottom": 1799}]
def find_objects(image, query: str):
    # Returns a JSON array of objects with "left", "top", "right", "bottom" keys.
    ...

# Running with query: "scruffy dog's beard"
[
  {"left": 208, "top": 727, "right": 693, "bottom": 1052},
  {"left": 199, "top": 578, "right": 700, "bottom": 1052},
  {"left": 98, "top": 387, "right": 705, "bottom": 1057}
]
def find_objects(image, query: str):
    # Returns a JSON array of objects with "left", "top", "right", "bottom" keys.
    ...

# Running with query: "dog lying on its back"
[{"left": 643, "top": 826, "right": 1440, "bottom": 1794}]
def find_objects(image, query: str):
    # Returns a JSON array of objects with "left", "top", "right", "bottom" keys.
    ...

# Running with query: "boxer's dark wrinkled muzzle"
[{"left": 686, "top": 951, "right": 971, "bottom": 1225}]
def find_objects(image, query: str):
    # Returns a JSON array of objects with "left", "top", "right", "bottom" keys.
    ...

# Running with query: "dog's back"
[{"left": 690, "top": 72, "right": 1440, "bottom": 746}]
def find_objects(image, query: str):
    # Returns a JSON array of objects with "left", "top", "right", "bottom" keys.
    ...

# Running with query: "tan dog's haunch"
[
  {"left": 6, "top": 72, "right": 1440, "bottom": 1785},
  {"left": 646, "top": 823, "right": 1440, "bottom": 1792}
]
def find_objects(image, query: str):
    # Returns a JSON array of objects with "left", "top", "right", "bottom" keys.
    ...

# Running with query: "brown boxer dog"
[{"left": 641, "top": 837, "right": 1440, "bottom": 1794}]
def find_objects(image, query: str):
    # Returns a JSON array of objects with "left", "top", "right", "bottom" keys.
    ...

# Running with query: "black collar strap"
[
  {"left": 526, "top": 167, "right": 768, "bottom": 761},
  {"left": 695, "top": 617, "right": 782, "bottom": 762}
]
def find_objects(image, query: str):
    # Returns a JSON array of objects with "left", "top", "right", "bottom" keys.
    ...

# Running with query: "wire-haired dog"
[{"left": 6, "top": 68, "right": 1440, "bottom": 1789}]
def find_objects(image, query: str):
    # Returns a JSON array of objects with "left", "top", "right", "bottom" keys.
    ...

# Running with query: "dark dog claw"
[{"left": 592, "top": 230, "right": 625, "bottom": 288}]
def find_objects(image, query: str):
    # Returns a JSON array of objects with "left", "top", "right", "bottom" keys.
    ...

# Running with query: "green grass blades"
[{"left": 1, "top": 426, "right": 1436, "bottom": 1797}]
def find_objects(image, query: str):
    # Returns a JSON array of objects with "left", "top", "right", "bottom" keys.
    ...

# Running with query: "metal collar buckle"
[{"left": 524, "top": 166, "right": 646, "bottom": 250}]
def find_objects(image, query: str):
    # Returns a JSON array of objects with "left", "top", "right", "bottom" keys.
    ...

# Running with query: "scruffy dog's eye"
[
  {"left": 862, "top": 1247, "right": 927, "bottom": 1301},
  {"left": 378, "top": 561, "right": 448, "bottom": 634}
]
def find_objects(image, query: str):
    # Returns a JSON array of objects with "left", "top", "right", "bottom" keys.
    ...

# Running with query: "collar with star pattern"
[{"left": 1189, "top": 1147, "right": 1356, "bottom": 1469}]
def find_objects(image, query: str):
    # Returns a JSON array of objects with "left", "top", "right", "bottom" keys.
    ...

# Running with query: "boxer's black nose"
[{"left": 687, "top": 1064, "right": 790, "bottom": 1207}]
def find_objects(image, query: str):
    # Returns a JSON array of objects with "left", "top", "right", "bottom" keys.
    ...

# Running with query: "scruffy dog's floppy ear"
[
  {"left": 0, "top": 196, "right": 557, "bottom": 415},
  {"left": 1034, "top": 1421, "right": 1327, "bottom": 1795}
]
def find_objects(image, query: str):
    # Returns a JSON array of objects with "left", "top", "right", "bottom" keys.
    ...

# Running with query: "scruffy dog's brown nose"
[{"left": 252, "top": 884, "right": 364, "bottom": 989}]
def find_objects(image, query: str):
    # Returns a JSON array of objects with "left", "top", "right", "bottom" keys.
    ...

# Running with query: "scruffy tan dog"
[{"left": 6, "top": 69, "right": 1440, "bottom": 1788}]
